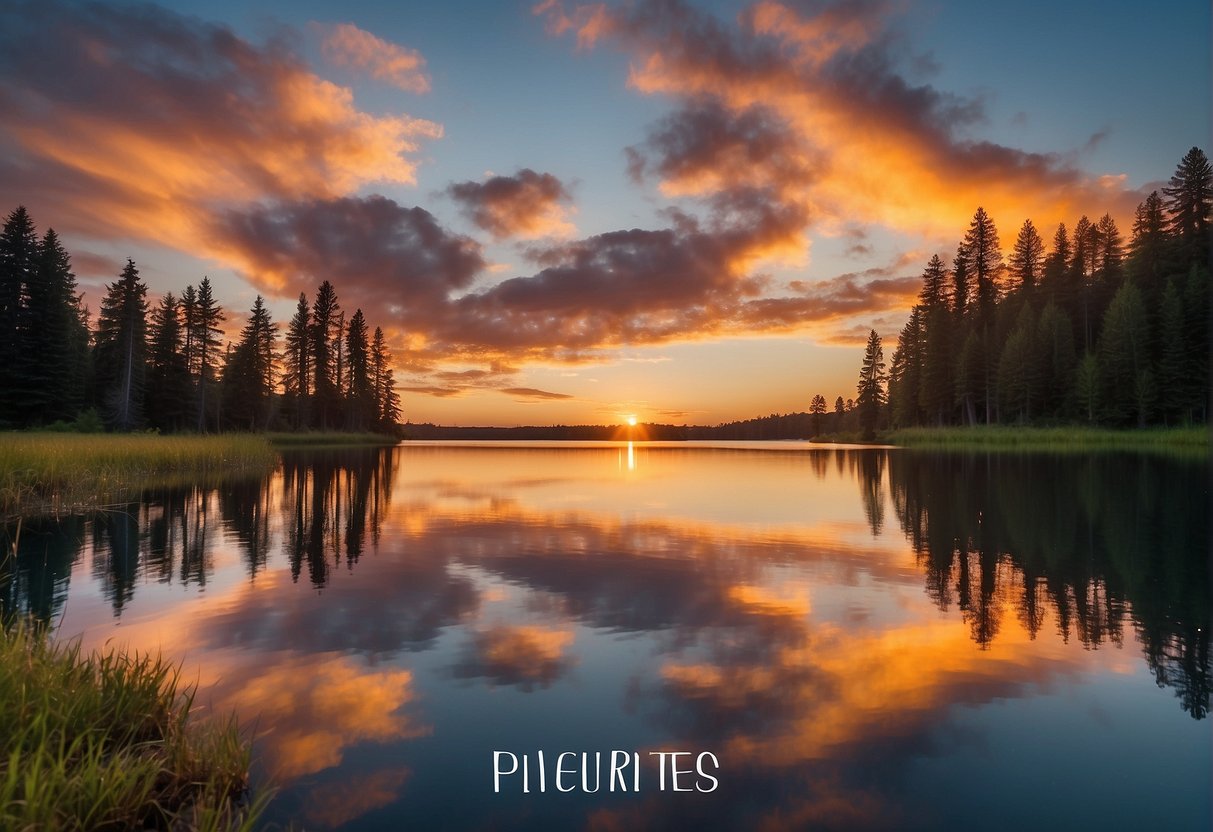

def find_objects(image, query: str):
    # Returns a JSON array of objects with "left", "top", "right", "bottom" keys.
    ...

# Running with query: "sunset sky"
[{"left": 1, "top": 0, "right": 1208, "bottom": 426}]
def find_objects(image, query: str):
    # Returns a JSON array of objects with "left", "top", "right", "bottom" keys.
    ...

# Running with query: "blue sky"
[{"left": 1, "top": 0, "right": 1208, "bottom": 424}]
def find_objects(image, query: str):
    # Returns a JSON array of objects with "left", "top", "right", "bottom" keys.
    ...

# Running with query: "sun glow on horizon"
[{"left": 626, "top": 414, "right": 638, "bottom": 426}]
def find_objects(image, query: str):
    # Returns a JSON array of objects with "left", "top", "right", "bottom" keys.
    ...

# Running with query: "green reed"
[
  {"left": 265, "top": 431, "right": 399, "bottom": 447},
  {"left": 0, "top": 623, "right": 269, "bottom": 831},
  {"left": 0, "top": 433, "right": 278, "bottom": 517},
  {"left": 885, "top": 424, "right": 1209, "bottom": 452}
]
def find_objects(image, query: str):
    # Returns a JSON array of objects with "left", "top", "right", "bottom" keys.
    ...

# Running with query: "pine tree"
[
  {"left": 1074, "top": 352, "right": 1099, "bottom": 424},
  {"left": 94, "top": 259, "right": 148, "bottom": 430},
  {"left": 1156, "top": 279, "right": 1185, "bottom": 424},
  {"left": 1042, "top": 222, "right": 1071, "bottom": 309},
  {"left": 1181, "top": 265, "right": 1210, "bottom": 422},
  {"left": 344, "top": 308, "right": 373, "bottom": 430},
  {"left": 25, "top": 228, "right": 86, "bottom": 423},
  {"left": 282, "top": 293, "right": 311, "bottom": 428},
  {"left": 918, "top": 254, "right": 949, "bottom": 310},
  {"left": 997, "top": 304, "right": 1039, "bottom": 422},
  {"left": 954, "top": 329, "right": 982, "bottom": 426},
  {"left": 961, "top": 207, "right": 1003, "bottom": 423},
  {"left": 1086, "top": 213, "right": 1124, "bottom": 349},
  {"left": 1008, "top": 219, "right": 1045, "bottom": 294},
  {"left": 951, "top": 243, "right": 970, "bottom": 317},
  {"left": 333, "top": 310, "right": 345, "bottom": 424},
  {"left": 191, "top": 277, "right": 224, "bottom": 433},
  {"left": 856, "top": 329, "right": 886, "bottom": 439},
  {"left": 919, "top": 305, "right": 953, "bottom": 425},
  {"left": 1097, "top": 280, "right": 1149, "bottom": 425},
  {"left": 962, "top": 207, "right": 1004, "bottom": 322},
  {"left": 889, "top": 308, "right": 923, "bottom": 427},
  {"left": 0, "top": 206, "right": 39, "bottom": 426},
  {"left": 374, "top": 327, "right": 402, "bottom": 431},
  {"left": 310, "top": 280, "right": 341, "bottom": 429},
  {"left": 180, "top": 284, "right": 198, "bottom": 383},
  {"left": 1163, "top": 146, "right": 1212, "bottom": 266},
  {"left": 1128, "top": 191, "right": 1168, "bottom": 294},
  {"left": 1071, "top": 215, "right": 1095, "bottom": 352},
  {"left": 222, "top": 296, "right": 277, "bottom": 430},
  {"left": 147, "top": 293, "right": 190, "bottom": 431},
  {"left": 1035, "top": 302, "right": 1076, "bottom": 419},
  {"left": 809, "top": 393, "right": 827, "bottom": 436}
]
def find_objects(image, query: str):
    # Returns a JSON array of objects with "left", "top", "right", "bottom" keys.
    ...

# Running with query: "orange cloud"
[
  {"left": 542, "top": 0, "right": 1143, "bottom": 241},
  {"left": 320, "top": 22, "right": 431, "bottom": 93},
  {"left": 0, "top": 1, "right": 439, "bottom": 281}
]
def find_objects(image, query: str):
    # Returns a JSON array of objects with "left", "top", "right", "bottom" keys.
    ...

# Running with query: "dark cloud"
[
  {"left": 499, "top": 387, "right": 575, "bottom": 401},
  {"left": 400, "top": 386, "right": 465, "bottom": 398},
  {"left": 69, "top": 250, "right": 124, "bottom": 281},
  {"left": 446, "top": 169, "right": 575, "bottom": 239},
  {"left": 626, "top": 99, "right": 818, "bottom": 196},
  {"left": 212, "top": 195, "right": 484, "bottom": 303}
]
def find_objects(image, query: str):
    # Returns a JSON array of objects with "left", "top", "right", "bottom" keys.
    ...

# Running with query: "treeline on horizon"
[
  {"left": 0, "top": 207, "right": 402, "bottom": 434},
  {"left": 403, "top": 417, "right": 829, "bottom": 441},
  {"left": 837, "top": 146, "right": 1211, "bottom": 439}
]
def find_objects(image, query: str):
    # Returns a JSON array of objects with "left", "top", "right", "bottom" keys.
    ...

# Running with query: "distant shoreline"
[{"left": 403, "top": 422, "right": 1209, "bottom": 450}]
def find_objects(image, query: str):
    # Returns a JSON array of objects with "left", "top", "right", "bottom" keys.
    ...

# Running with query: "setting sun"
[{"left": 626, "top": 415, "right": 638, "bottom": 426}]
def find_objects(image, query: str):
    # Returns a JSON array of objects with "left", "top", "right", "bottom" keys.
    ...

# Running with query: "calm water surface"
[{"left": 3, "top": 442, "right": 1210, "bottom": 831}]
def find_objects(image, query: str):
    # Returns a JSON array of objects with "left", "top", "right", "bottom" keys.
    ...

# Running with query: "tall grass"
[
  {"left": 0, "top": 623, "right": 268, "bottom": 831},
  {"left": 886, "top": 424, "right": 1210, "bottom": 452},
  {"left": 266, "top": 431, "right": 399, "bottom": 447},
  {"left": 0, "top": 433, "right": 277, "bottom": 517}
]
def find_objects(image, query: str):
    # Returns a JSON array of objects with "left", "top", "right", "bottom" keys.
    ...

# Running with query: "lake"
[{"left": 2, "top": 442, "right": 1209, "bottom": 831}]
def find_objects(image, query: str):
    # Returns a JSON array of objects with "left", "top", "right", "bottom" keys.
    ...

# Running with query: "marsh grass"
[
  {"left": 266, "top": 431, "right": 398, "bottom": 448},
  {"left": 0, "top": 623, "right": 268, "bottom": 831},
  {"left": 0, "top": 433, "right": 277, "bottom": 518},
  {"left": 885, "top": 424, "right": 1209, "bottom": 452}
]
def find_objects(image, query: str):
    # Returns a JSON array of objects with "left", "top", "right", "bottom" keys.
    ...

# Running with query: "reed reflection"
[{"left": 0, "top": 446, "right": 400, "bottom": 623}]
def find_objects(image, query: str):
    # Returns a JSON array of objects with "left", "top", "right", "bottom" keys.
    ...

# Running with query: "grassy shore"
[
  {"left": 884, "top": 424, "right": 1209, "bottom": 452},
  {"left": 1, "top": 624, "right": 266, "bottom": 831},
  {"left": 0, "top": 433, "right": 277, "bottom": 518},
  {"left": 266, "top": 431, "right": 399, "bottom": 448}
]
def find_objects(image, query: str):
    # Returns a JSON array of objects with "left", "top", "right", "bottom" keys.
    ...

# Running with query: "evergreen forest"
[
  {"left": 0, "top": 209, "right": 402, "bottom": 434},
  {"left": 844, "top": 146, "right": 1211, "bottom": 438}
]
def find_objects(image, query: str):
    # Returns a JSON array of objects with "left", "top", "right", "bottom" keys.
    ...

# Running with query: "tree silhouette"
[
  {"left": 809, "top": 393, "right": 827, "bottom": 436},
  {"left": 25, "top": 228, "right": 88, "bottom": 423},
  {"left": 856, "top": 329, "right": 886, "bottom": 439},
  {"left": 282, "top": 293, "right": 311, "bottom": 429},
  {"left": 343, "top": 308, "right": 373, "bottom": 431},
  {"left": 94, "top": 259, "right": 148, "bottom": 430},
  {"left": 310, "top": 280, "right": 341, "bottom": 430},
  {"left": 147, "top": 293, "right": 191, "bottom": 431},
  {"left": 1008, "top": 218, "right": 1044, "bottom": 294},
  {"left": 1163, "top": 146, "right": 1212, "bottom": 266},
  {"left": 222, "top": 295, "right": 278, "bottom": 430},
  {"left": 191, "top": 277, "right": 224, "bottom": 433},
  {"left": 0, "top": 206, "right": 38, "bottom": 427}
]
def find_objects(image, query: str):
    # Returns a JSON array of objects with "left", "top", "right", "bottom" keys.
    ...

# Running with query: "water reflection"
[
  {"left": 1, "top": 443, "right": 1208, "bottom": 830},
  {"left": 887, "top": 451, "right": 1210, "bottom": 718}
]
